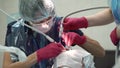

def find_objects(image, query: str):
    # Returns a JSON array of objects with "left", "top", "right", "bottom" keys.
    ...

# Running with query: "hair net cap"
[{"left": 19, "top": 0, "right": 55, "bottom": 23}]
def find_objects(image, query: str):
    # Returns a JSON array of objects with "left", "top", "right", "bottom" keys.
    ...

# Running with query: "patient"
[{"left": 52, "top": 46, "right": 95, "bottom": 68}]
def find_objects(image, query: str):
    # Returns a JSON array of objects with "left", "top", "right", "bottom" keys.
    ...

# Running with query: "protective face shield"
[
  {"left": 19, "top": 0, "right": 55, "bottom": 33},
  {"left": 108, "top": 0, "right": 120, "bottom": 25},
  {"left": 19, "top": 0, "right": 55, "bottom": 23},
  {"left": 30, "top": 17, "right": 55, "bottom": 33}
]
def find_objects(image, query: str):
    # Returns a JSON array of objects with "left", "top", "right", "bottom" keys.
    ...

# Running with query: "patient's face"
[{"left": 54, "top": 50, "right": 83, "bottom": 68}]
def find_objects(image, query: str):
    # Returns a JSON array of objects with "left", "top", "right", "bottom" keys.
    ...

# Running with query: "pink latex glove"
[
  {"left": 62, "top": 32, "right": 86, "bottom": 46},
  {"left": 63, "top": 17, "right": 88, "bottom": 31},
  {"left": 36, "top": 42, "right": 65, "bottom": 62},
  {"left": 110, "top": 27, "right": 120, "bottom": 46}
]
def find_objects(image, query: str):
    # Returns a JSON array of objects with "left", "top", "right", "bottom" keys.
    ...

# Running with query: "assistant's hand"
[
  {"left": 110, "top": 27, "right": 120, "bottom": 46},
  {"left": 62, "top": 32, "right": 86, "bottom": 46},
  {"left": 36, "top": 42, "right": 65, "bottom": 62},
  {"left": 63, "top": 17, "right": 88, "bottom": 31}
]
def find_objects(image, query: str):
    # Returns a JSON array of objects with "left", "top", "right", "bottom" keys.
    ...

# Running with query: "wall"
[
  {"left": 0, "top": 0, "right": 19, "bottom": 45},
  {"left": 0, "top": 0, "right": 7, "bottom": 45},
  {"left": 0, "top": 0, "right": 116, "bottom": 50}
]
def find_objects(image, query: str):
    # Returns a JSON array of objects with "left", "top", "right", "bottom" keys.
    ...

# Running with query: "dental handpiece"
[{"left": 59, "top": 6, "right": 109, "bottom": 49}]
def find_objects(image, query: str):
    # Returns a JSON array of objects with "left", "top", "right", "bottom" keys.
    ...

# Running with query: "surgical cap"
[{"left": 19, "top": 0, "right": 55, "bottom": 23}]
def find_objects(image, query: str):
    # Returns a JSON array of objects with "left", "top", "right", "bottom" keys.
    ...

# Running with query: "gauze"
[{"left": 19, "top": 0, "right": 55, "bottom": 23}]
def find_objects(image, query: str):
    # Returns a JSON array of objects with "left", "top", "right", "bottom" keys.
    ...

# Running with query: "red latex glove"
[
  {"left": 36, "top": 42, "right": 65, "bottom": 62},
  {"left": 63, "top": 17, "right": 88, "bottom": 31},
  {"left": 110, "top": 27, "right": 120, "bottom": 46},
  {"left": 62, "top": 32, "right": 86, "bottom": 46}
]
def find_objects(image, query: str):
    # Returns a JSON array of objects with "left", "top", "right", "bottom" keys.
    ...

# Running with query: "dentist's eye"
[{"left": 33, "top": 16, "right": 52, "bottom": 25}]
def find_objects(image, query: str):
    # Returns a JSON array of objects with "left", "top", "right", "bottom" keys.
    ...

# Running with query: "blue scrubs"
[{"left": 110, "top": 0, "right": 120, "bottom": 24}]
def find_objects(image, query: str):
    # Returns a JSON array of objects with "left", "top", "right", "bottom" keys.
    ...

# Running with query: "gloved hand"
[
  {"left": 110, "top": 27, "right": 120, "bottom": 46},
  {"left": 36, "top": 42, "right": 65, "bottom": 62},
  {"left": 62, "top": 32, "right": 86, "bottom": 46},
  {"left": 63, "top": 17, "right": 88, "bottom": 31}
]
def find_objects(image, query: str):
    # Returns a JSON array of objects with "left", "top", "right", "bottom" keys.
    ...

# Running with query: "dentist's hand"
[
  {"left": 36, "top": 42, "right": 65, "bottom": 62},
  {"left": 110, "top": 27, "right": 120, "bottom": 46},
  {"left": 63, "top": 17, "right": 88, "bottom": 31},
  {"left": 62, "top": 32, "right": 86, "bottom": 46}
]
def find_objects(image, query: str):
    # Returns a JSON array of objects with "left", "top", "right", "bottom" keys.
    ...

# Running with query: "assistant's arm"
[
  {"left": 86, "top": 8, "right": 114, "bottom": 27},
  {"left": 3, "top": 52, "right": 37, "bottom": 68},
  {"left": 63, "top": 8, "right": 114, "bottom": 31},
  {"left": 62, "top": 32, "right": 105, "bottom": 57},
  {"left": 81, "top": 35, "right": 105, "bottom": 57},
  {"left": 3, "top": 42, "right": 65, "bottom": 68}
]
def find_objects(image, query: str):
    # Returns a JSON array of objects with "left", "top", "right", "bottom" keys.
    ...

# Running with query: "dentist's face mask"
[{"left": 30, "top": 16, "right": 54, "bottom": 33}]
